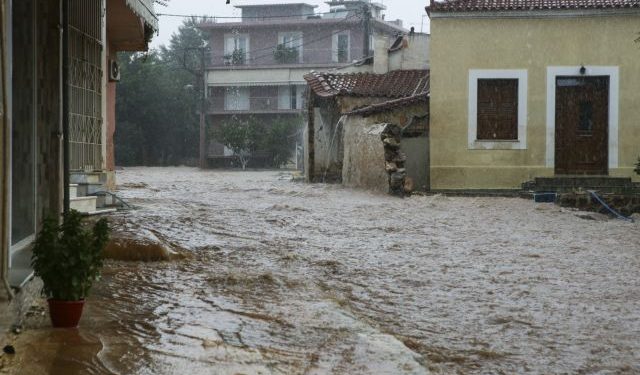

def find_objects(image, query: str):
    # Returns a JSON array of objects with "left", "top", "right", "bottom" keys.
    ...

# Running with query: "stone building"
[{"left": 304, "top": 69, "right": 430, "bottom": 193}]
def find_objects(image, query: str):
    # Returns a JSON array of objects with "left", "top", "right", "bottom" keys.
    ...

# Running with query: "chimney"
[{"left": 373, "top": 35, "right": 389, "bottom": 74}]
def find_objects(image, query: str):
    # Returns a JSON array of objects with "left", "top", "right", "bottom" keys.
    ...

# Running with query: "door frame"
[{"left": 546, "top": 66, "right": 619, "bottom": 172}]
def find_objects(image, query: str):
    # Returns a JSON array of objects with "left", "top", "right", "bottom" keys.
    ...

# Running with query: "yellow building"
[{"left": 427, "top": 0, "right": 640, "bottom": 190}]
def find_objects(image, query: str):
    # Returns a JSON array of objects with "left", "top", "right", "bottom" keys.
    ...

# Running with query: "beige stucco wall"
[{"left": 430, "top": 14, "right": 640, "bottom": 189}]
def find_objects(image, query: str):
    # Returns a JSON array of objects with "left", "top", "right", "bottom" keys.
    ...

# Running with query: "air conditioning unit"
[{"left": 109, "top": 59, "right": 120, "bottom": 82}]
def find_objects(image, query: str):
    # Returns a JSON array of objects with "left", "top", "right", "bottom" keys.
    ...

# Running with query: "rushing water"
[{"left": 5, "top": 167, "right": 640, "bottom": 374}]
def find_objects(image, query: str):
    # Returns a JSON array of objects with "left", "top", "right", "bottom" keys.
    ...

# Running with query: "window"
[
  {"left": 468, "top": 69, "right": 527, "bottom": 149},
  {"left": 332, "top": 32, "right": 350, "bottom": 63},
  {"left": 225, "top": 87, "right": 250, "bottom": 110},
  {"left": 477, "top": 79, "right": 518, "bottom": 140},
  {"left": 278, "top": 85, "right": 305, "bottom": 110},
  {"left": 224, "top": 34, "right": 249, "bottom": 65},
  {"left": 277, "top": 32, "right": 303, "bottom": 63}
]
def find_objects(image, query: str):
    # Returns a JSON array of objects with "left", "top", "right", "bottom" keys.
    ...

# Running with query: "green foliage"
[
  {"left": 261, "top": 116, "right": 302, "bottom": 167},
  {"left": 635, "top": 157, "right": 640, "bottom": 175},
  {"left": 214, "top": 115, "right": 262, "bottom": 169},
  {"left": 337, "top": 48, "right": 348, "bottom": 63},
  {"left": 224, "top": 49, "right": 246, "bottom": 65},
  {"left": 274, "top": 44, "right": 299, "bottom": 64},
  {"left": 116, "top": 18, "right": 207, "bottom": 166},
  {"left": 31, "top": 210, "right": 110, "bottom": 301},
  {"left": 213, "top": 115, "right": 302, "bottom": 169}
]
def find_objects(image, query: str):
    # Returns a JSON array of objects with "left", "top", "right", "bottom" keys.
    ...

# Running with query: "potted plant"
[
  {"left": 273, "top": 44, "right": 299, "bottom": 64},
  {"left": 31, "top": 210, "right": 110, "bottom": 328}
]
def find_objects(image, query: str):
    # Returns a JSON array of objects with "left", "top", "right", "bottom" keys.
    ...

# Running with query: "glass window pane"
[{"left": 11, "top": 0, "right": 36, "bottom": 246}]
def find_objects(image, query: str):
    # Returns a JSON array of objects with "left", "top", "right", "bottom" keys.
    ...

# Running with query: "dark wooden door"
[{"left": 555, "top": 76, "right": 609, "bottom": 175}]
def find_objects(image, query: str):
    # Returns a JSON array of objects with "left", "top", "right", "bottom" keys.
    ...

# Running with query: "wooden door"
[{"left": 555, "top": 76, "right": 609, "bottom": 175}]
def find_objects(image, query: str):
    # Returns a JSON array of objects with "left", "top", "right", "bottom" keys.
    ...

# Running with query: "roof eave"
[{"left": 429, "top": 7, "right": 640, "bottom": 18}]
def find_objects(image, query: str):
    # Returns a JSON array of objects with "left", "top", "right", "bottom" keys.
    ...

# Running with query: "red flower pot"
[{"left": 47, "top": 299, "right": 85, "bottom": 328}]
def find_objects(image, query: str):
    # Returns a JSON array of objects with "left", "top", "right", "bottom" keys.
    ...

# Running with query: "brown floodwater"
[{"left": 3, "top": 167, "right": 639, "bottom": 374}]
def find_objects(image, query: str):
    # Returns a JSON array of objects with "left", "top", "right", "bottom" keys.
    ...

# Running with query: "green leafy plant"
[
  {"left": 223, "top": 48, "right": 246, "bottom": 65},
  {"left": 635, "top": 157, "right": 640, "bottom": 175},
  {"left": 32, "top": 210, "right": 110, "bottom": 301},
  {"left": 273, "top": 44, "right": 299, "bottom": 64},
  {"left": 213, "top": 115, "right": 262, "bottom": 170}
]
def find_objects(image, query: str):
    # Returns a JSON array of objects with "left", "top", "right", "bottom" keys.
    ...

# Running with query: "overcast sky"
[{"left": 150, "top": 0, "right": 430, "bottom": 48}]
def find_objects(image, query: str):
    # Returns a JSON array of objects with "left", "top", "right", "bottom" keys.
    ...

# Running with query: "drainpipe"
[
  {"left": 62, "top": 0, "right": 69, "bottom": 214},
  {"left": 1, "top": 0, "right": 14, "bottom": 299}
]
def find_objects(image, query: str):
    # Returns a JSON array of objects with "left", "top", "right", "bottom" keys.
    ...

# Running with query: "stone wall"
[{"left": 342, "top": 122, "right": 388, "bottom": 192}]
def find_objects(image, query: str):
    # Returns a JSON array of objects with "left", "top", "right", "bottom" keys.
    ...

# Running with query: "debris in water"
[{"left": 3, "top": 345, "right": 15, "bottom": 355}]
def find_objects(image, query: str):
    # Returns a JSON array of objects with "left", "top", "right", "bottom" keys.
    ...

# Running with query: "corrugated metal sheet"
[{"left": 125, "top": 0, "right": 158, "bottom": 30}]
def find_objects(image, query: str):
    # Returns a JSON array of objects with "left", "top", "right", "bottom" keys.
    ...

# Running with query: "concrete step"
[
  {"left": 524, "top": 177, "right": 638, "bottom": 195},
  {"left": 534, "top": 177, "right": 633, "bottom": 188},
  {"left": 70, "top": 196, "right": 97, "bottom": 213},
  {"left": 69, "top": 184, "right": 78, "bottom": 199},
  {"left": 76, "top": 182, "right": 105, "bottom": 197},
  {"left": 82, "top": 208, "right": 117, "bottom": 216},
  {"left": 70, "top": 172, "right": 103, "bottom": 184}
]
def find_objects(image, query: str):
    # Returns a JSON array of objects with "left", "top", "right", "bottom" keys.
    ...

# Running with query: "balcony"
[{"left": 207, "top": 96, "right": 305, "bottom": 115}]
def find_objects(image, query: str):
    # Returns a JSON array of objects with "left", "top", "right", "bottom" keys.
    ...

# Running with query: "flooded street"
[{"left": 4, "top": 167, "right": 640, "bottom": 374}]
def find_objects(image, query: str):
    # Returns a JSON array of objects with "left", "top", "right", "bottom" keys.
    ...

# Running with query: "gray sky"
[{"left": 150, "top": 0, "right": 430, "bottom": 48}]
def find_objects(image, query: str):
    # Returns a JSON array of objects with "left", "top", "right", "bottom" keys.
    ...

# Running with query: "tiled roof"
[
  {"left": 345, "top": 92, "right": 429, "bottom": 117},
  {"left": 304, "top": 70, "right": 429, "bottom": 99},
  {"left": 428, "top": 0, "right": 640, "bottom": 12}
]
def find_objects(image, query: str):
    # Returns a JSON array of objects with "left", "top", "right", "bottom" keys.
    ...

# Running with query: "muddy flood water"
[{"left": 3, "top": 167, "right": 640, "bottom": 374}]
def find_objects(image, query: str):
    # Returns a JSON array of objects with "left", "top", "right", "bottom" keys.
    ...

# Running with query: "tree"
[
  {"left": 261, "top": 115, "right": 302, "bottom": 168},
  {"left": 115, "top": 18, "right": 208, "bottom": 166},
  {"left": 214, "top": 116, "right": 262, "bottom": 170},
  {"left": 214, "top": 115, "right": 302, "bottom": 170}
]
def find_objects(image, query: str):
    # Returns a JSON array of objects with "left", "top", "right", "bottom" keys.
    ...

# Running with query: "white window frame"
[
  {"left": 278, "top": 32, "right": 303, "bottom": 63},
  {"left": 545, "top": 66, "right": 619, "bottom": 169},
  {"left": 224, "top": 33, "right": 250, "bottom": 62},
  {"left": 278, "top": 85, "right": 292, "bottom": 110},
  {"left": 468, "top": 69, "right": 528, "bottom": 150},
  {"left": 224, "top": 86, "right": 250, "bottom": 111},
  {"left": 332, "top": 31, "right": 350, "bottom": 63}
]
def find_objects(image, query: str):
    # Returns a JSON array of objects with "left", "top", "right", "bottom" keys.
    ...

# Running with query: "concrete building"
[
  {"left": 427, "top": 0, "right": 640, "bottom": 190},
  {"left": 198, "top": 1, "right": 405, "bottom": 168},
  {"left": 0, "top": 0, "right": 156, "bottom": 332}
]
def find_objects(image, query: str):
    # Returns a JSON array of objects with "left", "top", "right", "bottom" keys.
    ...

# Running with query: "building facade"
[
  {"left": 428, "top": 0, "right": 640, "bottom": 190},
  {"left": 0, "top": 0, "right": 156, "bottom": 327},
  {"left": 199, "top": 1, "right": 405, "bottom": 167}
]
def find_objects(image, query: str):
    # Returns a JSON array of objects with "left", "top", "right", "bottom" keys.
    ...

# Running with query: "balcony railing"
[
  {"left": 211, "top": 47, "right": 361, "bottom": 67},
  {"left": 208, "top": 96, "right": 305, "bottom": 113}
]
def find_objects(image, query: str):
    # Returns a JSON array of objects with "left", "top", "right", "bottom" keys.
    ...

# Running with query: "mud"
[{"left": 3, "top": 167, "right": 639, "bottom": 374}]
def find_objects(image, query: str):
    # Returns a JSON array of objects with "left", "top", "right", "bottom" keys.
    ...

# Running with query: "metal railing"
[{"left": 209, "top": 96, "right": 305, "bottom": 112}]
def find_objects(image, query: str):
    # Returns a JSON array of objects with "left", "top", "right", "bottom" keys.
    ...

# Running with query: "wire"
[
  {"left": 228, "top": 23, "right": 363, "bottom": 65},
  {"left": 170, "top": 12, "right": 362, "bottom": 61},
  {"left": 157, "top": 9, "right": 353, "bottom": 20}
]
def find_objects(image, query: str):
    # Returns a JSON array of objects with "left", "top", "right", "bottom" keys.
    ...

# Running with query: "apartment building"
[{"left": 198, "top": 1, "right": 405, "bottom": 167}]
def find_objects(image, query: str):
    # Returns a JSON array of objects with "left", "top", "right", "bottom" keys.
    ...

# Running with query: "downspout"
[
  {"left": 1, "top": 0, "right": 14, "bottom": 299},
  {"left": 62, "top": 0, "right": 69, "bottom": 214}
]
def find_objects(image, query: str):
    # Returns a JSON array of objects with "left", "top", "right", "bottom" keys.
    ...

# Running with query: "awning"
[{"left": 125, "top": 0, "right": 158, "bottom": 31}]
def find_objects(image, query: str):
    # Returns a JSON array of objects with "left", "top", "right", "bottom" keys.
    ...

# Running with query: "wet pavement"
[{"left": 2, "top": 167, "right": 640, "bottom": 374}]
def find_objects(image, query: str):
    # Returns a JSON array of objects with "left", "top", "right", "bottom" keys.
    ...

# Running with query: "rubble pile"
[{"left": 381, "top": 124, "right": 407, "bottom": 197}]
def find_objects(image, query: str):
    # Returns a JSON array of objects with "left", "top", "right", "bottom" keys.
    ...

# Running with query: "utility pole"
[
  {"left": 183, "top": 46, "right": 208, "bottom": 169},
  {"left": 199, "top": 48, "right": 206, "bottom": 169},
  {"left": 362, "top": 3, "right": 372, "bottom": 58}
]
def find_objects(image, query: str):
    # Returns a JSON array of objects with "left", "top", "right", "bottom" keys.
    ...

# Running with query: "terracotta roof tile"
[
  {"left": 304, "top": 70, "right": 430, "bottom": 99},
  {"left": 345, "top": 92, "right": 430, "bottom": 117},
  {"left": 428, "top": 0, "right": 640, "bottom": 12}
]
